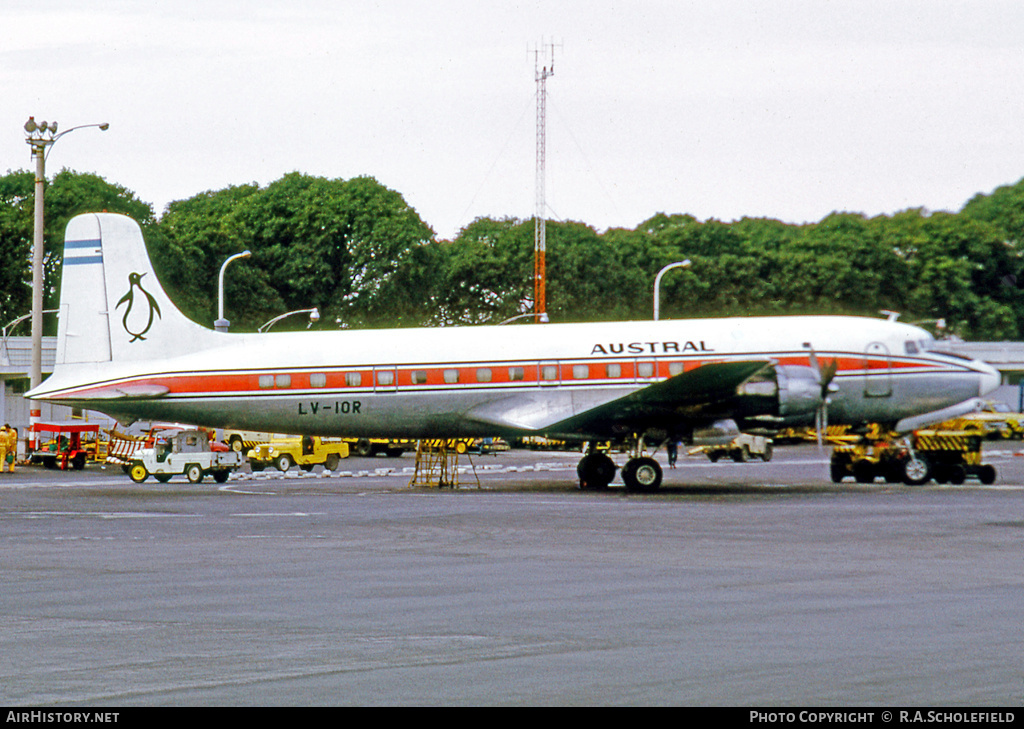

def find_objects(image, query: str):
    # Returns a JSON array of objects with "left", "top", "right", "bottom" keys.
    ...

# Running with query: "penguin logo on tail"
[{"left": 116, "top": 272, "right": 162, "bottom": 342}]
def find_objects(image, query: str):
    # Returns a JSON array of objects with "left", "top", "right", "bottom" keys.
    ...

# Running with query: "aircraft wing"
[{"left": 464, "top": 359, "right": 771, "bottom": 438}]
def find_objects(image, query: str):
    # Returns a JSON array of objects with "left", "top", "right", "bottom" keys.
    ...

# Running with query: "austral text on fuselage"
[{"left": 590, "top": 341, "right": 714, "bottom": 356}]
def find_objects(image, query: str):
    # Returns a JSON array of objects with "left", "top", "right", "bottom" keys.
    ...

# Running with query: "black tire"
[
  {"left": 186, "top": 464, "right": 204, "bottom": 483},
  {"left": 978, "top": 464, "right": 997, "bottom": 485},
  {"left": 154, "top": 473, "right": 172, "bottom": 483},
  {"left": 623, "top": 457, "right": 662, "bottom": 493},
  {"left": 830, "top": 460, "right": 847, "bottom": 483},
  {"left": 129, "top": 462, "right": 148, "bottom": 483},
  {"left": 275, "top": 454, "right": 292, "bottom": 472},
  {"left": 229, "top": 436, "right": 244, "bottom": 452},
  {"left": 901, "top": 454, "right": 931, "bottom": 486},
  {"left": 354, "top": 439, "right": 373, "bottom": 457},
  {"left": 324, "top": 454, "right": 341, "bottom": 471},
  {"left": 853, "top": 459, "right": 875, "bottom": 484},
  {"left": 948, "top": 464, "right": 967, "bottom": 485},
  {"left": 212, "top": 470, "right": 230, "bottom": 483},
  {"left": 760, "top": 443, "right": 773, "bottom": 462},
  {"left": 577, "top": 453, "right": 616, "bottom": 490}
]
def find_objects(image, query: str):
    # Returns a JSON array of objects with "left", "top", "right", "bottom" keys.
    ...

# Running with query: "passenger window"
[
  {"left": 606, "top": 363, "right": 622, "bottom": 378},
  {"left": 344, "top": 372, "right": 362, "bottom": 387},
  {"left": 310, "top": 373, "right": 327, "bottom": 388},
  {"left": 259, "top": 375, "right": 274, "bottom": 389},
  {"left": 444, "top": 369, "right": 460, "bottom": 384},
  {"left": 476, "top": 368, "right": 492, "bottom": 382},
  {"left": 637, "top": 362, "right": 655, "bottom": 378},
  {"left": 508, "top": 366, "right": 525, "bottom": 381},
  {"left": 377, "top": 371, "right": 394, "bottom": 386},
  {"left": 412, "top": 370, "right": 428, "bottom": 385},
  {"left": 669, "top": 362, "right": 684, "bottom": 376},
  {"left": 573, "top": 364, "right": 589, "bottom": 379},
  {"left": 541, "top": 365, "right": 559, "bottom": 381},
  {"left": 276, "top": 374, "right": 292, "bottom": 388}
]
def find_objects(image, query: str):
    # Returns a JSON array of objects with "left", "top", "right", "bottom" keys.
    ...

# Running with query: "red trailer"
[{"left": 30, "top": 422, "right": 101, "bottom": 470}]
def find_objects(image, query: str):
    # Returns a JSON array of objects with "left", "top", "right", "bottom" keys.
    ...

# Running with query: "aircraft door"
[{"left": 863, "top": 342, "right": 892, "bottom": 398}]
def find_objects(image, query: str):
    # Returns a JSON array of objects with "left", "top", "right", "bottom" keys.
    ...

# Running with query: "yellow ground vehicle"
[
  {"left": 830, "top": 428, "right": 996, "bottom": 485},
  {"left": 940, "top": 403, "right": 1024, "bottom": 440},
  {"left": 248, "top": 436, "right": 349, "bottom": 472},
  {"left": 345, "top": 437, "right": 414, "bottom": 457}
]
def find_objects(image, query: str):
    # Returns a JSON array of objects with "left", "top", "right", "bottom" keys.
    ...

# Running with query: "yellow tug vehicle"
[{"left": 829, "top": 424, "right": 996, "bottom": 486}]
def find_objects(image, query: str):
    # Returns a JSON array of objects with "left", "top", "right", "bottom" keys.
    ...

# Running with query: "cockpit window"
[{"left": 904, "top": 341, "right": 919, "bottom": 355}]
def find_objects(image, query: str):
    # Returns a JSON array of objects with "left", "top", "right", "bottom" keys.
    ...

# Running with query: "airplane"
[{"left": 27, "top": 212, "right": 1001, "bottom": 490}]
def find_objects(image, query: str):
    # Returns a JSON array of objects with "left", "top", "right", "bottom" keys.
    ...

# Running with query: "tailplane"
[{"left": 57, "top": 213, "right": 221, "bottom": 366}]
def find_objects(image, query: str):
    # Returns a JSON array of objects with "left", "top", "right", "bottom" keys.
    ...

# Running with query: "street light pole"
[
  {"left": 653, "top": 260, "right": 691, "bottom": 321},
  {"left": 24, "top": 117, "right": 108, "bottom": 447},
  {"left": 215, "top": 251, "right": 251, "bottom": 332}
]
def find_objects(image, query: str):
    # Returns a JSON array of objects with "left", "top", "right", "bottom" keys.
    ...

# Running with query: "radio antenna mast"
[{"left": 532, "top": 40, "right": 558, "bottom": 322}]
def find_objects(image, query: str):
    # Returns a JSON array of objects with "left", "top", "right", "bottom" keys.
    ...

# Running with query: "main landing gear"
[{"left": 577, "top": 439, "right": 664, "bottom": 493}]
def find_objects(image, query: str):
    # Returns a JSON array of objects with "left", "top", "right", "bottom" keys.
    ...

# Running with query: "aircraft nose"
[{"left": 977, "top": 362, "right": 1001, "bottom": 397}]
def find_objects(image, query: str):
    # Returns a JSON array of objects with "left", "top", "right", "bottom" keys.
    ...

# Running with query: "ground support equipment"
[
  {"left": 409, "top": 439, "right": 480, "bottom": 489},
  {"left": 830, "top": 427, "right": 996, "bottom": 485}
]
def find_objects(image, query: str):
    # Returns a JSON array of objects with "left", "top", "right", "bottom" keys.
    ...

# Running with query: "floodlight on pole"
[
  {"left": 24, "top": 116, "right": 109, "bottom": 448},
  {"left": 215, "top": 251, "right": 252, "bottom": 332},
  {"left": 653, "top": 260, "right": 691, "bottom": 321}
]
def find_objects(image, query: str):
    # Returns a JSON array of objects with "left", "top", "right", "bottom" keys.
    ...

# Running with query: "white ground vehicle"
[
  {"left": 128, "top": 429, "right": 243, "bottom": 483},
  {"left": 699, "top": 433, "right": 773, "bottom": 463}
]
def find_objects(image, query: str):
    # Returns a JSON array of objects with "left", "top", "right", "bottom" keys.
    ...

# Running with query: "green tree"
[
  {"left": 153, "top": 173, "right": 436, "bottom": 331},
  {"left": 0, "top": 168, "right": 153, "bottom": 330}
]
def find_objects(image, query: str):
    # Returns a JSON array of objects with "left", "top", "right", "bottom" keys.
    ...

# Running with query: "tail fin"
[{"left": 57, "top": 213, "right": 221, "bottom": 366}]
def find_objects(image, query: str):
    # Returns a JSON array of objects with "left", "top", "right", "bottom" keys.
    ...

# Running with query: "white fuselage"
[{"left": 31, "top": 315, "right": 1000, "bottom": 440}]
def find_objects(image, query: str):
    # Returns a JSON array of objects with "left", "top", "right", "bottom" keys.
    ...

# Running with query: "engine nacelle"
[
  {"left": 735, "top": 364, "right": 825, "bottom": 423},
  {"left": 775, "top": 365, "right": 825, "bottom": 418}
]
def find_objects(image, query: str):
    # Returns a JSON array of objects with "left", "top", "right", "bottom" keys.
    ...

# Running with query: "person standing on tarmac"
[{"left": 0, "top": 424, "right": 13, "bottom": 473}]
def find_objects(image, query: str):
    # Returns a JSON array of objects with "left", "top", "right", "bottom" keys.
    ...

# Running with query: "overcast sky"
[{"left": 4, "top": 0, "right": 1024, "bottom": 240}]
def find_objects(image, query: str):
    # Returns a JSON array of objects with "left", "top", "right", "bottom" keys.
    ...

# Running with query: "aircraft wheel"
[
  {"left": 623, "top": 457, "right": 662, "bottom": 493},
  {"left": 186, "top": 464, "right": 204, "bottom": 483},
  {"left": 129, "top": 462, "right": 149, "bottom": 483},
  {"left": 577, "top": 453, "right": 615, "bottom": 490},
  {"left": 900, "top": 454, "right": 931, "bottom": 486},
  {"left": 275, "top": 454, "right": 293, "bottom": 472}
]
